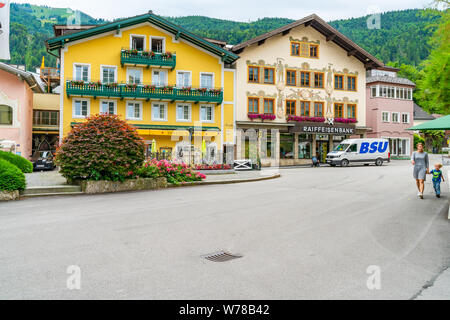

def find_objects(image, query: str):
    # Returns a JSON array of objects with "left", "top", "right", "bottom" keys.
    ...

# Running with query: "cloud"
[{"left": 13, "top": 0, "right": 430, "bottom": 21}]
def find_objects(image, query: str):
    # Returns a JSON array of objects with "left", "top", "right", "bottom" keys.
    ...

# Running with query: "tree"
[{"left": 416, "top": 1, "right": 450, "bottom": 114}]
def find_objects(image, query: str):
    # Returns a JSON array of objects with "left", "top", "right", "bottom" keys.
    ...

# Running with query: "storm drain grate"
[{"left": 202, "top": 251, "right": 243, "bottom": 263}]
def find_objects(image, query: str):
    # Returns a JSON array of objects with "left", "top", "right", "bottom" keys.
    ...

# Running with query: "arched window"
[{"left": 0, "top": 105, "right": 13, "bottom": 125}]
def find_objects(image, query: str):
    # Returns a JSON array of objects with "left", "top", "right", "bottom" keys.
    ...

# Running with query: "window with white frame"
[
  {"left": 131, "top": 35, "right": 145, "bottom": 51},
  {"left": 402, "top": 113, "right": 410, "bottom": 124},
  {"left": 382, "top": 111, "right": 390, "bottom": 122},
  {"left": 176, "top": 104, "right": 191, "bottom": 122},
  {"left": 127, "top": 68, "right": 142, "bottom": 85},
  {"left": 392, "top": 112, "right": 400, "bottom": 123},
  {"left": 150, "top": 37, "right": 165, "bottom": 53},
  {"left": 200, "top": 73, "right": 214, "bottom": 89},
  {"left": 126, "top": 101, "right": 142, "bottom": 120},
  {"left": 100, "top": 100, "right": 116, "bottom": 115},
  {"left": 371, "top": 86, "right": 377, "bottom": 98},
  {"left": 101, "top": 66, "right": 116, "bottom": 84},
  {"left": 152, "top": 70, "right": 167, "bottom": 87},
  {"left": 73, "top": 99, "right": 89, "bottom": 118},
  {"left": 176, "top": 71, "right": 191, "bottom": 88},
  {"left": 200, "top": 105, "right": 214, "bottom": 122},
  {"left": 152, "top": 103, "right": 167, "bottom": 121},
  {"left": 74, "top": 64, "right": 90, "bottom": 81}
]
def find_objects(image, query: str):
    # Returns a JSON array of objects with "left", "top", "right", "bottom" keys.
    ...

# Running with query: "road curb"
[{"left": 167, "top": 173, "right": 281, "bottom": 188}]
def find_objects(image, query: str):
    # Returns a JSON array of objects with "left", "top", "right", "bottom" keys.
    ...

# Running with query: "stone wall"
[
  {"left": 77, "top": 177, "right": 167, "bottom": 194},
  {"left": 0, "top": 190, "right": 20, "bottom": 201}
]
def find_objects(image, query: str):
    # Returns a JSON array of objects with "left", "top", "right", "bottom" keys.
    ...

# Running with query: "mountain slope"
[{"left": 2, "top": 4, "right": 442, "bottom": 70}]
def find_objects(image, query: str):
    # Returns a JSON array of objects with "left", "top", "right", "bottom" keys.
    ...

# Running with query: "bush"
[
  {"left": 55, "top": 114, "right": 146, "bottom": 182},
  {"left": 0, "top": 150, "right": 33, "bottom": 173},
  {"left": 142, "top": 159, "right": 206, "bottom": 184},
  {"left": 0, "top": 158, "right": 26, "bottom": 191}
]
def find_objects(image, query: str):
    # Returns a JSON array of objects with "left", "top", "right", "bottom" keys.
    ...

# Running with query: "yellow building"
[{"left": 46, "top": 12, "right": 238, "bottom": 163}]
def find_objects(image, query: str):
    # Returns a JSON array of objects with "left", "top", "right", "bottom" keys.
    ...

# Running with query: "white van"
[{"left": 326, "top": 139, "right": 390, "bottom": 167}]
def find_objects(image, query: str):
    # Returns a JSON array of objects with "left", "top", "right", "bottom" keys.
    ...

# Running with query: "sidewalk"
[{"left": 415, "top": 267, "right": 450, "bottom": 300}]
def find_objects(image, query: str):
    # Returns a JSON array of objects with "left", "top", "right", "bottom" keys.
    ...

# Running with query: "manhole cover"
[{"left": 202, "top": 251, "right": 243, "bottom": 263}]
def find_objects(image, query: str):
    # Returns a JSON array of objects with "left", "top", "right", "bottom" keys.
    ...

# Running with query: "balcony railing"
[
  {"left": 66, "top": 80, "right": 224, "bottom": 104},
  {"left": 120, "top": 49, "right": 176, "bottom": 69}
]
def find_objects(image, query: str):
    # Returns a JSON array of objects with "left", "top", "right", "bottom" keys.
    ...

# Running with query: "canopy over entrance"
[{"left": 407, "top": 115, "right": 450, "bottom": 131}]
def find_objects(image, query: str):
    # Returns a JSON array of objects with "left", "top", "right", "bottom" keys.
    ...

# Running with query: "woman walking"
[{"left": 411, "top": 143, "right": 429, "bottom": 199}]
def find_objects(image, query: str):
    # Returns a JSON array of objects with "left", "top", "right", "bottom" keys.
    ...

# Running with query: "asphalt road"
[{"left": 0, "top": 160, "right": 449, "bottom": 300}]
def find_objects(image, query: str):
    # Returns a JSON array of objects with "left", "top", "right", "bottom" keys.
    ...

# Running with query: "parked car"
[
  {"left": 33, "top": 151, "right": 56, "bottom": 171},
  {"left": 326, "top": 139, "right": 390, "bottom": 167}
]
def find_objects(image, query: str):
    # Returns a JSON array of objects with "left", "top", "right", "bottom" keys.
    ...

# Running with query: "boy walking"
[{"left": 429, "top": 163, "right": 445, "bottom": 198}]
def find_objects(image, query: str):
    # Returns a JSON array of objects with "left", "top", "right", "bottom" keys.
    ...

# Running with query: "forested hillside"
[{"left": 1, "top": 4, "right": 442, "bottom": 71}]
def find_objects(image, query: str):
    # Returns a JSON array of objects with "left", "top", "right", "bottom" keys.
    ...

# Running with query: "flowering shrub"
[
  {"left": 194, "top": 164, "right": 232, "bottom": 171},
  {"left": 55, "top": 114, "right": 145, "bottom": 182},
  {"left": 334, "top": 118, "right": 357, "bottom": 124},
  {"left": 141, "top": 159, "right": 206, "bottom": 184},
  {"left": 287, "top": 115, "right": 326, "bottom": 123},
  {"left": 248, "top": 114, "right": 277, "bottom": 121}
]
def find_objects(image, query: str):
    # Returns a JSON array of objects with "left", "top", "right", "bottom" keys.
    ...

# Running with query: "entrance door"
[{"left": 316, "top": 141, "right": 329, "bottom": 163}]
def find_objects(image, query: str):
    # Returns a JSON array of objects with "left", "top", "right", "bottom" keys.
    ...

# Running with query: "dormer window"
[
  {"left": 151, "top": 37, "right": 165, "bottom": 53},
  {"left": 131, "top": 35, "right": 145, "bottom": 51}
]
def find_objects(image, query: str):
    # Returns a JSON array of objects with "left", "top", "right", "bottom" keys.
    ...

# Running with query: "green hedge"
[
  {"left": 0, "top": 150, "right": 33, "bottom": 173},
  {"left": 0, "top": 158, "right": 26, "bottom": 191}
]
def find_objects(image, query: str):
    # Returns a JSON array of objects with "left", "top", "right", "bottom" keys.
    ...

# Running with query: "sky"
[{"left": 13, "top": 0, "right": 431, "bottom": 22}]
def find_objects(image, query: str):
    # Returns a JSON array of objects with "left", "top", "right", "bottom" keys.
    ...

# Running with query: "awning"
[{"left": 407, "top": 115, "right": 450, "bottom": 131}]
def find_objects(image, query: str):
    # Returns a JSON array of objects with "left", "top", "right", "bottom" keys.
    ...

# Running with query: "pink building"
[
  {"left": 366, "top": 67, "right": 415, "bottom": 158},
  {"left": 0, "top": 63, "right": 44, "bottom": 159}
]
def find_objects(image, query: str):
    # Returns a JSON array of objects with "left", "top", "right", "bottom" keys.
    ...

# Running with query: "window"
[
  {"left": 371, "top": 86, "right": 378, "bottom": 98},
  {"left": 177, "top": 71, "right": 191, "bottom": 88},
  {"left": 101, "top": 66, "right": 116, "bottom": 84},
  {"left": 126, "top": 101, "right": 142, "bottom": 120},
  {"left": 407, "top": 88, "right": 412, "bottom": 100},
  {"left": 382, "top": 112, "right": 390, "bottom": 122},
  {"left": 200, "top": 73, "right": 214, "bottom": 89},
  {"left": 310, "top": 44, "right": 319, "bottom": 58},
  {"left": 248, "top": 66, "right": 259, "bottom": 83},
  {"left": 348, "top": 144, "right": 358, "bottom": 153},
  {"left": 33, "top": 110, "right": 59, "bottom": 126},
  {"left": 300, "top": 71, "right": 310, "bottom": 87},
  {"left": 248, "top": 98, "right": 259, "bottom": 113},
  {"left": 151, "top": 37, "right": 164, "bottom": 53},
  {"left": 402, "top": 113, "right": 410, "bottom": 124},
  {"left": 100, "top": 100, "right": 116, "bottom": 115},
  {"left": 314, "top": 102, "right": 324, "bottom": 117},
  {"left": 286, "top": 70, "right": 296, "bottom": 86},
  {"left": 298, "top": 134, "right": 312, "bottom": 159},
  {"left": 388, "top": 87, "right": 395, "bottom": 98},
  {"left": 314, "top": 73, "right": 324, "bottom": 88},
  {"left": 152, "top": 70, "right": 167, "bottom": 87},
  {"left": 381, "top": 86, "right": 388, "bottom": 97},
  {"left": 0, "top": 105, "right": 13, "bottom": 125},
  {"left": 176, "top": 104, "right": 191, "bottom": 122},
  {"left": 200, "top": 105, "right": 214, "bottom": 122},
  {"left": 127, "top": 68, "right": 142, "bottom": 84},
  {"left": 152, "top": 103, "right": 167, "bottom": 121},
  {"left": 335, "top": 75, "right": 344, "bottom": 90},
  {"left": 263, "top": 68, "right": 275, "bottom": 84},
  {"left": 131, "top": 35, "right": 145, "bottom": 51},
  {"left": 347, "top": 76, "right": 357, "bottom": 91},
  {"left": 263, "top": 99, "right": 274, "bottom": 114},
  {"left": 392, "top": 112, "right": 400, "bottom": 123},
  {"left": 300, "top": 101, "right": 310, "bottom": 116},
  {"left": 73, "top": 99, "right": 89, "bottom": 118},
  {"left": 347, "top": 104, "right": 356, "bottom": 119},
  {"left": 291, "top": 42, "right": 318, "bottom": 58},
  {"left": 74, "top": 64, "right": 89, "bottom": 81},
  {"left": 280, "top": 134, "right": 294, "bottom": 159},
  {"left": 334, "top": 103, "right": 344, "bottom": 118},
  {"left": 286, "top": 100, "right": 296, "bottom": 116}
]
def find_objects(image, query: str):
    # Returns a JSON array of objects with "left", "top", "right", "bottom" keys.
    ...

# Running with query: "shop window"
[
  {"left": 280, "top": 133, "right": 294, "bottom": 159},
  {"left": 298, "top": 134, "right": 312, "bottom": 159}
]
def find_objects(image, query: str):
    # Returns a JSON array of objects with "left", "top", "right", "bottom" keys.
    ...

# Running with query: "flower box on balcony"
[
  {"left": 248, "top": 113, "right": 276, "bottom": 121},
  {"left": 121, "top": 49, "right": 176, "bottom": 69},
  {"left": 334, "top": 118, "right": 357, "bottom": 124},
  {"left": 287, "top": 115, "right": 326, "bottom": 123}
]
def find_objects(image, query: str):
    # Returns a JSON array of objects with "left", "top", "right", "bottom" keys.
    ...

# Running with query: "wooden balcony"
[{"left": 120, "top": 49, "right": 176, "bottom": 69}]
